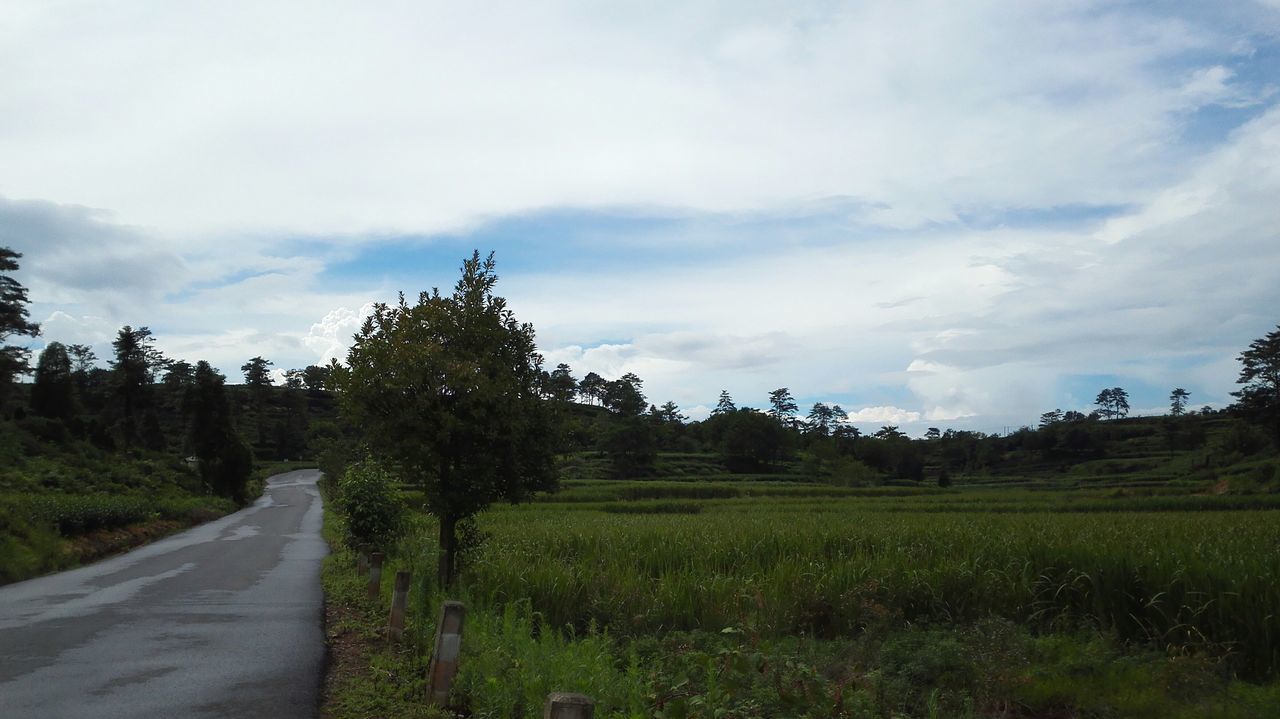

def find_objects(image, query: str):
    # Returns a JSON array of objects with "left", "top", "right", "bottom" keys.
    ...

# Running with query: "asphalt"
[{"left": 0, "top": 469, "right": 328, "bottom": 719}]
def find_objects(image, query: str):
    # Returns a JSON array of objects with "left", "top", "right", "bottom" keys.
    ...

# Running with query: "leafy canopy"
[{"left": 334, "top": 252, "right": 557, "bottom": 580}]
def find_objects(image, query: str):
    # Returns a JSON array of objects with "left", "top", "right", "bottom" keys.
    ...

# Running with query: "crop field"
[{"left": 329, "top": 474, "right": 1280, "bottom": 718}]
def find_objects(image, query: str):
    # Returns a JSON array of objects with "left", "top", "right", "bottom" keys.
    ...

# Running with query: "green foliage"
[
  {"left": 601, "top": 416, "right": 658, "bottom": 478},
  {"left": 109, "top": 325, "right": 167, "bottom": 448},
  {"left": 710, "top": 408, "right": 792, "bottom": 473},
  {"left": 414, "top": 499, "right": 1280, "bottom": 679},
  {"left": 1233, "top": 325, "right": 1280, "bottom": 441},
  {"left": 240, "top": 356, "right": 274, "bottom": 387},
  {"left": 321, "top": 481, "right": 1280, "bottom": 718},
  {"left": 187, "top": 361, "right": 255, "bottom": 505},
  {"left": 0, "top": 503, "right": 71, "bottom": 583},
  {"left": 334, "top": 251, "right": 558, "bottom": 584},
  {"left": 1, "top": 493, "right": 234, "bottom": 534},
  {"left": 31, "top": 341, "right": 75, "bottom": 419},
  {"left": 335, "top": 459, "right": 407, "bottom": 551},
  {"left": 0, "top": 247, "right": 41, "bottom": 406},
  {"left": 602, "top": 373, "right": 646, "bottom": 415}
]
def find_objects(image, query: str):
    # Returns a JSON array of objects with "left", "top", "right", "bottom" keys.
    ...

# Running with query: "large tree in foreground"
[{"left": 334, "top": 251, "right": 557, "bottom": 586}]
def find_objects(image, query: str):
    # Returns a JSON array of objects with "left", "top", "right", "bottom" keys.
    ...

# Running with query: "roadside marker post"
[
  {"left": 388, "top": 570, "right": 411, "bottom": 641},
  {"left": 545, "top": 692, "right": 595, "bottom": 719},
  {"left": 357, "top": 544, "right": 371, "bottom": 575},
  {"left": 367, "top": 552, "right": 384, "bottom": 599},
  {"left": 426, "top": 601, "right": 466, "bottom": 706}
]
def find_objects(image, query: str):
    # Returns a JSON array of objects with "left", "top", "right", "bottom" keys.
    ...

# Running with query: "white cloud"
[
  {"left": 845, "top": 406, "right": 923, "bottom": 425},
  {"left": 304, "top": 304, "right": 377, "bottom": 366},
  {"left": 4, "top": 1, "right": 1279, "bottom": 425},
  {"left": 0, "top": 1, "right": 1273, "bottom": 239},
  {"left": 36, "top": 311, "right": 116, "bottom": 348}
]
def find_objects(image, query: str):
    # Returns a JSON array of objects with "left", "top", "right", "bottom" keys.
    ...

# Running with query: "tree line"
[
  {"left": 7, "top": 247, "right": 1280, "bottom": 583},
  {"left": 0, "top": 247, "right": 343, "bottom": 504}
]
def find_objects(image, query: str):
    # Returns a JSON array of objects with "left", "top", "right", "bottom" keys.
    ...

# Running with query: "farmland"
[{"left": 322, "top": 449, "right": 1280, "bottom": 718}]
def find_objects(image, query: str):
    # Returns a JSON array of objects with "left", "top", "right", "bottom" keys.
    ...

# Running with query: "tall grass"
[{"left": 403, "top": 504, "right": 1280, "bottom": 678}]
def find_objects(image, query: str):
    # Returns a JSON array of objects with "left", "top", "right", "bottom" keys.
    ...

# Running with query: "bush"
[{"left": 335, "top": 459, "right": 406, "bottom": 551}]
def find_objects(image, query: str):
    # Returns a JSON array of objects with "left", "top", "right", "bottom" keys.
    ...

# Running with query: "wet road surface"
[{"left": 0, "top": 469, "right": 327, "bottom": 718}]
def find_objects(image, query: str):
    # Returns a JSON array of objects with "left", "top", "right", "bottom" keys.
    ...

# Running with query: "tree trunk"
[{"left": 437, "top": 513, "right": 457, "bottom": 588}]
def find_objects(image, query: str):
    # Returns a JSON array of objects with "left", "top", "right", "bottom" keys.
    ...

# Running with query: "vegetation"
[
  {"left": 333, "top": 251, "right": 558, "bottom": 586},
  {"left": 333, "top": 459, "right": 406, "bottom": 551},
  {"left": 0, "top": 244, "right": 342, "bottom": 584},
  {"left": 322, "top": 468, "right": 1280, "bottom": 718},
  {"left": 310, "top": 259, "right": 1280, "bottom": 716},
  {"left": 9, "top": 241, "right": 1280, "bottom": 714}
]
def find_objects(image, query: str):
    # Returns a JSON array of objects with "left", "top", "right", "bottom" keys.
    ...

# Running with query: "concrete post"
[
  {"left": 544, "top": 693, "right": 595, "bottom": 719},
  {"left": 426, "top": 601, "right": 466, "bottom": 706},
  {"left": 388, "top": 570, "right": 411, "bottom": 642},
  {"left": 367, "top": 552, "right": 384, "bottom": 599}
]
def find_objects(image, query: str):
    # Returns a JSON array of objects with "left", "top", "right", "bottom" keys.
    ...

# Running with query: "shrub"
[{"left": 335, "top": 459, "right": 406, "bottom": 551}]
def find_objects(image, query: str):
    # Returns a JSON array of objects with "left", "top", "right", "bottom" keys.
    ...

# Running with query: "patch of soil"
[
  {"left": 320, "top": 593, "right": 369, "bottom": 718},
  {"left": 66, "top": 519, "right": 189, "bottom": 564}
]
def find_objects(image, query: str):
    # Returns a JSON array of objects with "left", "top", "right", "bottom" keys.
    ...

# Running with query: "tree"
[
  {"left": 186, "top": 361, "right": 255, "bottom": 504},
  {"left": 333, "top": 251, "right": 557, "bottom": 586},
  {"left": 1109, "top": 387, "right": 1130, "bottom": 419},
  {"left": 767, "top": 387, "right": 798, "bottom": 426},
  {"left": 874, "top": 425, "right": 906, "bottom": 440},
  {"left": 603, "top": 373, "right": 647, "bottom": 415},
  {"left": 1094, "top": 387, "right": 1130, "bottom": 420},
  {"left": 924, "top": 427, "right": 941, "bottom": 440},
  {"left": 1169, "top": 388, "right": 1190, "bottom": 417},
  {"left": 655, "top": 400, "right": 687, "bottom": 425},
  {"left": 1094, "top": 389, "right": 1114, "bottom": 420},
  {"left": 806, "top": 402, "right": 836, "bottom": 436},
  {"left": 240, "top": 356, "right": 274, "bottom": 446},
  {"left": 31, "top": 342, "right": 75, "bottom": 419},
  {"left": 241, "top": 356, "right": 274, "bottom": 387},
  {"left": 0, "top": 247, "right": 41, "bottom": 409},
  {"left": 283, "top": 368, "right": 305, "bottom": 390},
  {"left": 1231, "top": 325, "right": 1280, "bottom": 442},
  {"left": 716, "top": 408, "right": 792, "bottom": 472},
  {"left": 602, "top": 415, "right": 658, "bottom": 477},
  {"left": 302, "top": 364, "right": 332, "bottom": 392},
  {"left": 546, "top": 363, "right": 577, "bottom": 403},
  {"left": 712, "top": 390, "right": 736, "bottom": 416},
  {"left": 578, "top": 372, "right": 607, "bottom": 406},
  {"left": 163, "top": 360, "right": 195, "bottom": 390},
  {"left": 111, "top": 326, "right": 167, "bottom": 447},
  {"left": 1039, "top": 409, "right": 1063, "bottom": 428}
]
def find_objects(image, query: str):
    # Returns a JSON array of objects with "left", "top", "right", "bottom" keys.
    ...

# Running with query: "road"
[{"left": 0, "top": 469, "right": 328, "bottom": 719}]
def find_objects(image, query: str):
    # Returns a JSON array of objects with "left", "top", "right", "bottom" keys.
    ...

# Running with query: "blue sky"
[{"left": 3, "top": 0, "right": 1280, "bottom": 434}]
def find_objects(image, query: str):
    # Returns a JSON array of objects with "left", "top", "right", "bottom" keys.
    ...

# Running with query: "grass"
[
  {"left": 0, "top": 420, "right": 309, "bottom": 584},
  {"left": 322, "top": 469, "right": 1280, "bottom": 717}
]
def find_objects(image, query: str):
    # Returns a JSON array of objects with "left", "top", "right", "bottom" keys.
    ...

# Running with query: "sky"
[{"left": 3, "top": 0, "right": 1279, "bottom": 434}]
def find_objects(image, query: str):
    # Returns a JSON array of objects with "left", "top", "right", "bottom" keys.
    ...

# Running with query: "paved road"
[{"left": 0, "top": 469, "right": 328, "bottom": 719}]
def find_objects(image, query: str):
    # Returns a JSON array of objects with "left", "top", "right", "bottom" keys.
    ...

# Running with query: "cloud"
[
  {"left": 305, "top": 304, "right": 377, "bottom": 365},
  {"left": 3, "top": 1, "right": 1278, "bottom": 427},
  {"left": 1, "top": 1, "right": 1275, "bottom": 238},
  {"left": 36, "top": 311, "right": 114, "bottom": 344},
  {"left": 0, "top": 196, "right": 186, "bottom": 309},
  {"left": 845, "top": 406, "right": 923, "bottom": 425}
]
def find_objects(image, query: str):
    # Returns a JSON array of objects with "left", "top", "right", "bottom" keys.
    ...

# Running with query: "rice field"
[{"left": 401, "top": 486, "right": 1280, "bottom": 680}]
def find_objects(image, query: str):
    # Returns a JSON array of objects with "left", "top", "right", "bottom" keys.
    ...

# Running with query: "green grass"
[
  {"left": 324, "top": 498, "right": 1280, "bottom": 717},
  {"left": 321, "top": 434, "right": 1280, "bottom": 716}
]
